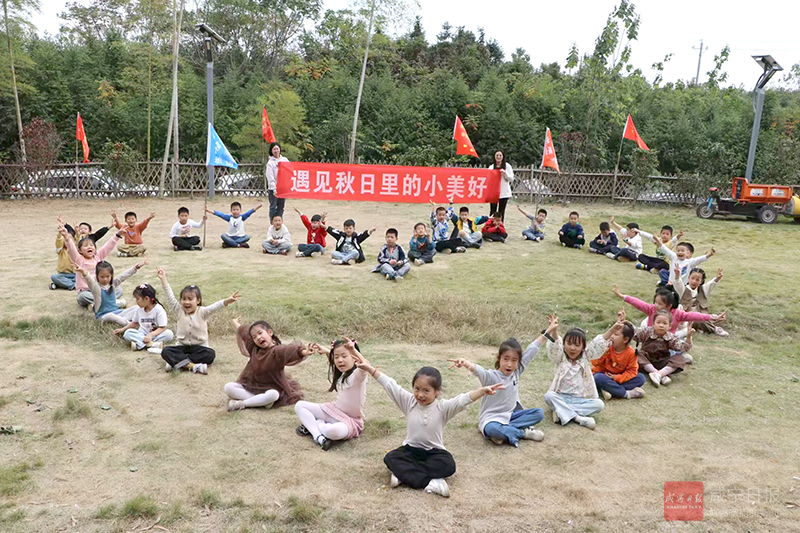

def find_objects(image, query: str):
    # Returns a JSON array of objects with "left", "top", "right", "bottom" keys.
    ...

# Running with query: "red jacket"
[
  {"left": 482, "top": 219, "right": 507, "bottom": 235},
  {"left": 301, "top": 214, "right": 327, "bottom": 246}
]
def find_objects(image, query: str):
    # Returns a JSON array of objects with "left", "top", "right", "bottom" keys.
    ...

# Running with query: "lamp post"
[
  {"left": 745, "top": 55, "right": 783, "bottom": 182},
  {"left": 196, "top": 23, "right": 226, "bottom": 198}
]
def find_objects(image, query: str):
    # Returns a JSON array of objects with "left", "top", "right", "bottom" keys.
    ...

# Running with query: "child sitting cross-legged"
[
  {"left": 447, "top": 320, "right": 559, "bottom": 447},
  {"left": 558, "top": 211, "right": 585, "bottom": 249},
  {"left": 635, "top": 310, "right": 694, "bottom": 387},
  {"left": 481, "top": 212, "right": 507, "bottom": 243},
  {"left": 429, "top": 200, "right": 466, "bottom": 254},
  {"left": 587, "top": 310, "right": 645, "bottom": 401},
  {"left": 262, "top": 215, "right": 292, "bottom": 255},
  {"left": 113, "top": 210, "right": 155, "bottom": 257},
  {"left": 635, "top": 225, "right": 683, "bottom": 276},
  {"left": 295, "top": 338, "right": 369, "bottom": 451},
  {"left": 358, "top": 361, "right": 504, "bottom": 498},
  {"left": 608, "top": 216, "right": 641, "bottom": 261},
  {"left": 293, "top": 206, "right": 327, "bottom": 258},
  {"left": 588, "top": 221, "right": 619, "bottom": 255},
  {"left": 673, "top": 267, "right": 728, "bottom": 337},
  {"left": 73, "top": 259, "right": 145, "bottom": 326},
  {"left": 543, "top": 315, "right": 605, "bottom": 430},
  {"left": 327, "top": 219, "right": 375, "bottom": 265},
  {"left": 372, "top": 228, "right": 410, "bottom": 281},
  {"left": 113, "top": 283, "right": 174, "bottom": 353},
  {"left": 453, "top": 206, "right": 488, "bottom": 248},
  {"left": 518, "top": 205, "right": 546, "bottom": 241},
  {"left": 206, "top": 200, "right": 263, "bottom": 249},
  {"left": 170, "top": 207, "right": 205, "bottom": 251},
  {"left": 408, "top": 222, "right": 436, "bottom": 266}
]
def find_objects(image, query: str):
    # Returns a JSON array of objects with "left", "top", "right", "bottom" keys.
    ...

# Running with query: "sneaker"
[
  {"left": 117, "top": 298, "right": 127, "bottom": 308},
  {"left": 310, "top": 251, "right": 322, "bottom": 257},
  {"left": 295, "top": 251, "right": 305, "bottom": 258},
  {"left": 561, "top": 242, "right": 566, "bottom": 247},
  {"left": 49, "top": 282, "right": 57, "bottom": 290},
  {"left": 191, "top": 245, "right": 203, "bottom": 251},
  {"left": 147, "top": 347, "right": 162, "bottom": 355},
  {"left": 173, "top": 245, "right": 179, "bottom": 252},
  {"left": 714, "top": 326, "right": 729, "bottom": 337},
  {"left": 489, "top": 437, "right": 505, "bottom": 446},
  {"left": 627, "top": 387, "right": 645, "bottom": 399},
  {"left": 130, "top": 341, "right": 139, "bottom": 351},
  {"left": 575, "top": 416, "right": 596, "bottom": 430},
  {"left": 683, "top": 353, "right": 694, "bottom": 364},
  {"left": 455, "top": 246, "right": 467, "bottom": 253},
  {"left": 395, "top": 275, "right": 404, "bottom": 282},
  {"left": 240, "top": 243, "right": 250, "bottom": 249},
  {"left": 574, "top": 244, "right": 582, "bottom": 249},
  {"left": 552, "top": 411, "right": 560, "bottom": 424},
  {"left": 148, "top": 341, "right": 164, "bottom": 350},
  {"left": 601, "top": 390, "right": 612, "bottom": 401},
  {"left": 331, "top": 259, "right": 343, "bottom": 265},
  {"left": 424, "top": 478, "right": 450, "bottom": 498},
  {"left": 649, "top": 371, "right": 662, "bottom": 387},
  {"left": 262, "top": 248, "right": 269, "bottom": 254},
  {"left": 117, "top": 251, "right": 128, "bottom": 257},
  {"left": 165, "top": 362, "right": 173, "bottom": 372},
  {"left": 660, "top": 375, "right": 672, "bottom": 386},
  {"left": 605, "top": 252, "right": 616, "bottom": 259},
  {"left": 295, "top": 425, "right": 311, "bottom": 437},
  {"left": 390, "top": 474, "right": 401, "bottom": 488},
  {"left": 385, "top": 274, "right": 392, "bottom": 280},
  {"left": 227, "top": 400, "right": 245, "bottom": 411},
  {"left": 474, "top": 242, "right": 482, "bottom": 249},
  {"left": 343, "top": 259, "right": 352, "bottom": 265},
  {"left": 522, "top": 428, "right": 544, "bottom": 442},
  {"left": 280, "top": 250, "right": 287, "bottom": 255},
  {"left": 222, "top": 242, "right": 230, "bottom": 248},
  {"left": 414, "top": 258, "right": 424, "bottom": 267},
  {"left": 587, "top": 248, "right": 597, "bottom": 254},
  {"left": 192, "top": 363, "right": 208, "bottom": 375},
  {"left": 635, "top": 263, "right": 645, "bottom": 270},
  {"left": 316, "top": 435, "right": 332, "bottom": 451}
]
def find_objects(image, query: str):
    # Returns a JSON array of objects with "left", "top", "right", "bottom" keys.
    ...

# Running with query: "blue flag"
[{"left": 206, "top": 123, "right": 238, "bottom": 169}]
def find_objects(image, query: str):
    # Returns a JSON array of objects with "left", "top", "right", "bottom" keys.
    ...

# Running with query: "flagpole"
[
  {"left": 612, "top": 125, "right": 625, "bottom": 204},
  {"left": 203, "top": 198, "right": 207, "bottom": 248}
]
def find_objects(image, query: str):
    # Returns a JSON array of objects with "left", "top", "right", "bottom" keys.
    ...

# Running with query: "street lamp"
[
  {"left": 196, "top": 23, "right": 227, "bottom": 199},
  {"left": 744, "top": 55, "right": 783, "bottom": 182}
]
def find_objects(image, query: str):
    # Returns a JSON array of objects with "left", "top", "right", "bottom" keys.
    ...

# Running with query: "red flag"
[
  {"left": 541, "top": 127, "right": 560, "bottom": 172},
  {"left": 623, "top": 114, "right": 649, "bottom": 151},
  {"left": 262, "top": 106, "right": 276, "bottom": 143},
  {"left": 453, "top": 116, "right": 478, "bottom": 158},
  {"left": 75, "top": 113, "right": 90, "bottom": 163}
]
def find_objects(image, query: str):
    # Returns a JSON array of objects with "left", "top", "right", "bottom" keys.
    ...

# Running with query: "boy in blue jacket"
[
  {"left": 558, "top": 211, "right": 585, "bottom": 249},
  {"left": 409, "top": 222, "right": 437, "bottom": 266},
  {"left": 589, "top": 221, "right": 619, "bottom": 255}
]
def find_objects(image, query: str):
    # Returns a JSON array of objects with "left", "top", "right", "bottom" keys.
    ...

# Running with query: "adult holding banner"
[
  {"left": 266, "top": 142, "right": 289, "bottom": 221},
  {"left": 489, "top": 150, "right": 513, "bottom": 221}
]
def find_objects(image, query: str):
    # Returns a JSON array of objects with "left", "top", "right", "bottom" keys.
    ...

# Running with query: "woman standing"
[
  {"left": 266, "top": 142, "right": 290, "bottom": 221},
  {"left": 489, "top": 150, "right": 513, "bottom": 221}
]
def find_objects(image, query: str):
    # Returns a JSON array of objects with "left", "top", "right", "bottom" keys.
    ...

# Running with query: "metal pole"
[
  {"left": 205, "top": 36, "right": 215, "bottom": 199},
  {"left": 612, "top": 136, "right": 624, "bottom": 202},
  {"left": 693, "top": 39, "right": 705, "bottom": 85},
  {"left": 744, "top": 88, "right": 765, "bottom": 182},
  {"left": 348, "top": 0, "right": 376, "bottom": 164}
]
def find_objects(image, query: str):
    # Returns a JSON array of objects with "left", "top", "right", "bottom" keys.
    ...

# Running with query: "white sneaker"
[
  {"left": 424, "top": 478, "right": 450, "bottom": 498},
  {"left": 489, "top": 437, "right": 505, "bottom": 445},
  {"left": 130, "top": 341, "right": 139, "bottom": 351},
  {"left": 390, "top": 474, "right": 401, "bottom": 488},
  {"left": 343, "top": 259, "right": 352, "bottom": 265},
  {"left": 649, "top": 371, "right": 662, "bottom": 387},
  {"left": 147, "top": 347, "right": 162, "bottom": 355},
  {"left": 117, "top": 298, "right": 127, "bottom": 308},
  {"left": 49, "top": 282, "right": 57, "bottom": 290},
  {"left": 523, "top": 428, "right": 544, "bottom": 442},
  {"left": 331, "top": 259, "right": 343, "bottom": 265},
  {"left": 165, "top": 362, "right": 173, "bottom": 372},
  {"left": 227, "top": 400, "right": 245, "bottom": 411},
  {"left": 552, "top": 410, "right": 560, "bottom": 424},
  {"left": 601, "top": 390, "right": 612, "bottom": 401},
  {"left": 395, "top": 275, "right": 404, "bottom": 282},
  {"left": 626, "top": 387, "right": 645, "bottom": 399},
  {"left": 561, "top": 242, "right": 566, "bottom": 247},
  {"left": 455, "top": 246, "right": 466, "bottom": 253},
  {"left": 575, "top": 416, "right": 596, "bottom": 430},
  {"left": 117, "top": 251, "right": 127, "bottom": 257},
  {"left": 683, "top": 353, "right": 694, "bottom": 364},
  {"left": 295, "top": 251, "right": 305, "bottom": 258},
  {"left": 714, "top": 326, "right": 729, "bottom": 337},
  {"left": 311, "top": 251, "right": 322, "bottom": 257},
  {"left": 660, "top": 375, "right": 672, "bottom": 386},
  {"left": 605, "top": 252, "right": 616, "bottom": 259},
  {"left": 414, "top": 258, "right": 424, "bottom": 266},
  {"left": 192, "top": 363, "right": 208, "bottom": 375},
  {"left": 148, "top": 341, "right": 164, "bottom": 350},
  {"left": 385, "top": 274, "right": 391, "bottom": 280}
]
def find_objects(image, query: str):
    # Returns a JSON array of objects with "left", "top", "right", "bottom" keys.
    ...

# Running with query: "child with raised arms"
[
  {"left": 206, "top": 200, "right": 263, "bottom": 249},
  {"left": 447, "top": 318, "right": 559, "bottom": 447},
  {"left": 429, "top": 200, "right": 466, "bottom": 253},
  {"left": 608, "top": 216, "right": 641, "bottom": 261},
  {"left": 356, "top": 360, "right": 503, "bottom": 498},
  {"left": 295, "top": 338, "right": 369, "bottom": 451},
  {"left": 112, "top": 210, "right": 155, "bottom": 257},
  {"left": 61, "top": 222, "right": 123, "bottom": 308},
  {"left": 157, "top": 267, "right": 240, "bottom": 374},
  {"left": 74, "top": 259, "right": 146, "bottom": 326},
  {"left": 635, "top": 311, "right": 694, "bottom": 387},
  {"left": 518, "top": 205, "right": 547, "bottom": 241},
  {"left": 293, "top": 206, "right": 327, "bottom": 258},
  {"left": 587, "top": 310, "right": 645, "bottom": 401},
  {"left": 408, "top": 222, "right": 436, "bottom": 266},
  {"left": 635, "top": 225, "right": 683, "bottom": 276},
  {"left": 650, "top": 235, "right": 714, "bottom": 285},
  {"left": 327, "top": 219, "right": 375, "bottom": 265},
  {"left": 225, "top": 318, "right": 317, "bottom": 411},
  {"left": 543, "top": 316, "right": 605, "bottom": 430},
  {"left": 673, "top": 267, "right": 728, "bottom": 336},
  {"left": 113, "top": 283, "right": 174, "bottom": 353}
]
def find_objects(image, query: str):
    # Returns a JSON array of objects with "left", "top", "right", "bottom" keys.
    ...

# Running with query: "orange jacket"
[{"left": 591, "top": 344, "right": 638, "bottom": 383}]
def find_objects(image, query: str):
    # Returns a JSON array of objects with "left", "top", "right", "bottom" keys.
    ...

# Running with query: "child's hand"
[
  {"left": 609, "top": 215, "right": 615, "bottom": 223},
  {"left": 113, "top": 327, "right": 124, "bottom": 335},
  {"left": 307, "top": 342, "right": 322, "bottom": 354},
  {"left": 58, "top": 223, "right": 68, "bottom": 237},
  {"left": 613, "top": 284, "right": 623, "bottom": 299},
  {"left": 205, "top": 207, "right": 213, "bottom": 214},
  {"left": 232, "top": 317, "right": 242, "bottom": 329},
  {"left": 546, "top": 313, "right": 559, "bottom": 334},
  {"left": 446, "top": 358, "right": 473, "bottom": 371},
  {"left": 482, "top": 383, "right": 505, "bottom": 396},
  {"left": 707, "top": 246, "right": 716, "bottom": 257},
  {"left": 137, "top": 259, "right": 150, "bottom": 269},
  {"left": 341, "top": 336, "right": 358, "bottom": 352},
  {"left": 143, "top": 334, "right": 153, "bottom": 345},
  {"left": 224, "top": 290, "right": 240, "bottom": 306},
  {"left": 71, "top": 259, "right": 88, "bottom": 277},
  {"left": 369, "top": 226, "right": 377, "bottom": 234},
  {"left": 652, "top": 234, "right": 660, "bottom": 245},
  {"left": 116, "top": 229, "right": 125, "bottom": 238},
  {"left": 155, "top": 267, "right": 166, "bottom": 280},
  {"left": 293, "top": 206, "right": 301, "bottom": 214},
  {"left": 676, "top": 229, "right": 685, "bottom": 239},
  {"left": 149, "top": 212, "right": 156, "bottom": 219},
  {"left": 389, "top": 259, "right": 397, "bottom": 266},
  {"left": 617, "top": 308, "right": 626, "bottom": 323},
  {"left": 674, "top": 264, "right": 680, "bottom": 279},
  {"left": 256, "top": 201, "right": 264, "bottom": 209},
  {"left": 429, "top": 199, "right": 436, "bottom": 206},
  {"left": 712, "top": 310, "right": 727, "bottom": 323},
  {"left": 202, "top": 214, "right": 207, "bottom": 221},
  {"left": 111, "top": 210, "right": 118, "bottom": 220},
  {"left": 716, "top": 268, "right": 723, "bottom": 282}
]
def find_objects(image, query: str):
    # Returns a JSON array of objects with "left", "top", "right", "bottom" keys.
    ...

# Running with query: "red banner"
[{"left": 276, "top": 162, "right": 500, "bottom": 204}]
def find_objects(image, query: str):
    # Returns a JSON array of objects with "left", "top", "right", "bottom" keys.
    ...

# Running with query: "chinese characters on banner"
[{"left": 276, "top": 162, "right": 501, "bottom": 204}]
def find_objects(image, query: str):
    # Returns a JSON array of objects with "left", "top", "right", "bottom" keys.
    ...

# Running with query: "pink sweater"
[
  {"left": 66, "top": 233, "right": 121, "bottom": 292},
  {"left": 624, "top": 295, "right": 713, "bottom": 333},
  {"left": 333, "top": 368, "right": 368, "bottom": 419}
]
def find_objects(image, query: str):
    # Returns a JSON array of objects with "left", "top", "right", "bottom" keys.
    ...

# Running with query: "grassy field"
[{"left": 0, "top": 197, "right": 798, "bottom": 532}]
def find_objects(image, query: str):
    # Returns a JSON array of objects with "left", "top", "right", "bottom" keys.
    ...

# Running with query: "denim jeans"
[
  {"left": 522, "top": 229, "right": 544, "bottom": 241},
  {"left": 461, "top": 232, "right": 482, "bottom": 247},
  {"left": 262, "top": 240, "right": 292, "bottom": 254},
  {"left": 221, "top": 234, "right": 250, "bottom": 247},
  {"left": 593, "top": 372, "right": 646, "bottom": 398},
  {"left": 331, "top": 249, "right": 359, "bottom": 262},
  {"left": 51, "top": 272, "right": 76, "bottom": 290},
  {"left": 483, "top": 408, "right": 544, "bottom": 445},
  {"left": 544, "top": 391, "right": 604, "bottom": 425},
  {"left": 379, "top": 262, "right": 411, "bottom": 279},
  {"left": 612, "top": 247, "right": 638, "bottom": 261},
  {"left": 298, "top": 243, "right": 324, "bottom": 256},
  {"left": 123, "top": 328, "right": 175, "bottom": 350}
]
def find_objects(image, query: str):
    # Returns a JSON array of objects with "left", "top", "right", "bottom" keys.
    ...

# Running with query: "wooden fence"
[{"left": 0, "top": 161, "right": 762, "bottom": 205}]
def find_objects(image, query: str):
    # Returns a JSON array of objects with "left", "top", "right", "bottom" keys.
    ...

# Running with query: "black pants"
[
  {"left": 489, "top": 198, "right": 509, "bottom": 221},
  {"left": 637, "top": 254, "right": 669, "bottom": 271},
  {"left": 384, "top": 445, "right": 456, "bottom": 489},
  {"left": 434, "top": 238, "right": 465, "bottom": 253},
  {"left": 482, "top": 232, "right": 506, "bottom": 242},
  {"left": 408, "top": 249, "right": 435, "bottom": 263},
  {"left": 589, "top": 241, "right": 616, "bottom": 254},
  {"left": 560, "top": 234, "right": 585, "bottom": 247},
  {"left": 268, "top": 190, "right": 285, "bottom": 221},
  {"left": 161, "top": 345, "right": 216, "bottom": 369},
  {"left": 172, "top": 236, "right": 200, "bottom": 250}
]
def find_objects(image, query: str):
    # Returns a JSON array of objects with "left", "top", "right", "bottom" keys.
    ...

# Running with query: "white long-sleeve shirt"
[
  {"left": 657, "top": 241, "right": 708, "bottom": 284},
  {"left": 265, "top": 225, "right": 291, "bottom": 245},
  {"left": 377, "top": 374, "right": 472, "bottom": 451},
  {"left": 266, "top": 155, "right": 289, "bottom": 191},
  {"left": 638, "top": 230, "right": 678, "bottom": 262},
  {"left": 619, "top": 228, "right": 643, "bottom": 255},
  {"left": 170, "top": 219, "right": 203, "bottom": 238},
  {"left": 332, "top": 368, "right": 368, "bottom": 419}
]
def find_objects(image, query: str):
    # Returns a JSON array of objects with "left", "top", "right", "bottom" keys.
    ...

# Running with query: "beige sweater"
[{"left": 161, "top": 280, "right": 225, "bottom": 347}]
